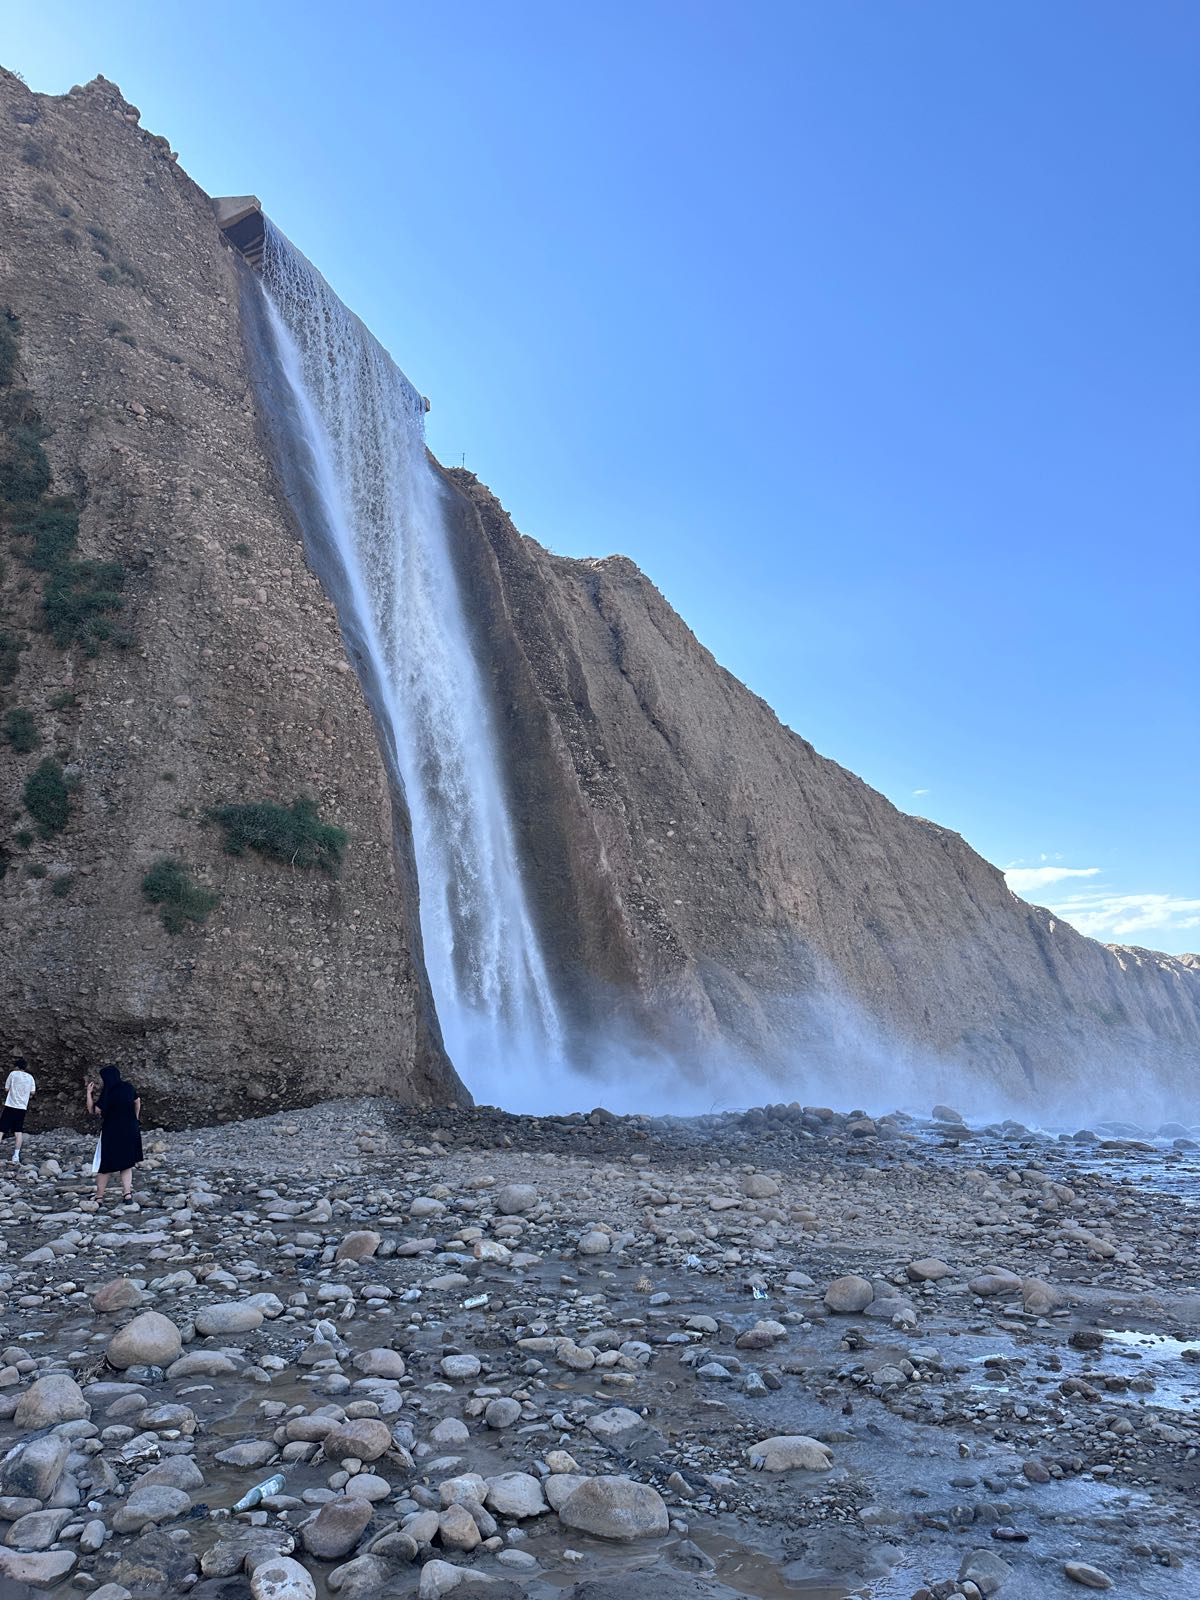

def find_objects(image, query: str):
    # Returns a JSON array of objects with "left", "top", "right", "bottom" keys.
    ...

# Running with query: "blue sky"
[{"left": 8, "top": 0, "right": 1199, "bottom": 952}]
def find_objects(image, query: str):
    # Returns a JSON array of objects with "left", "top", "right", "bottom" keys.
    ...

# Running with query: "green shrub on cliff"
[
  {"left": 42, "top": 557, "right": 126, "bottom": 652},
  {"left": 23, "top": 757, "right": 71, "bottom": 838},
  {"left": 2, "top": 707, "right": 39, "bottom": 753},
  {"left": 209, "top": 797, "right": 347, "bottom": 876},
  {"left": 0, "top": 316, "right": 127, "bottom": 655},
  {"left": 142, "top": 856, "right": 220, "bottom": 934}
]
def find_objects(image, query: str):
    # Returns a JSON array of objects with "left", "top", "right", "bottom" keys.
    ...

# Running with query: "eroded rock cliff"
[
  {"left": 0, "top": 70, "right": 460, "bottom": 1123},
  {"left": 445, "top": 469, "right": 1200, "bottom": 1113}
]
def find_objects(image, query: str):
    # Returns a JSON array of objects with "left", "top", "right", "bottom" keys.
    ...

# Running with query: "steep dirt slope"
[
  {"left": 447, "top": 469, "right": 1200, "bottom": 1112},
  {"left": 0, "top": 71, "right": 461, "bottom": 1123}
]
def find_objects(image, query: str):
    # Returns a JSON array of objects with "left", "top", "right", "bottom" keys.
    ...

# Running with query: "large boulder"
[
  {"left": 495, "top": 1184, "right": 538, "bottom": 1215},
  {"left": 484, "top": 1472, "right": 548, "bottom": 1518},
  {"left": 14, "top": 1375, "right": 89, "bottom": 1429},
  {"left": 823, "top": 1275, "right": 873, "bottom": 1313},
  {"left": 194, "top": 1302, "right": 264, "bottom": 1337},
  {"left": 746, "top": 1435, "right": 834, "bottom": 1472},
  {"left": 0, "top": 1549, "right": 76, "bottom": 1588},
  {"left": 112, "top": 1484, "right": 191, "bottom": 1533},
  {"left": 107, "top": 1312, "right": 182, "bottom": 1370},
  {"left": 558, "top": 1476, "right": 669, "bottom": 1540},
  {"left": 92, "top": 1278, "right": 143, "bottom": 1313},
  {"left": 251, "top": 1557, "right": 318, "bottom": 1600},
  {"left": 335, "top": 1231, "right": 381, "bottom": 1263},
  {"left": 302, "top": 1496, "right": 372, "bottom": 1558},
  {"left": 969, "top": 1269, "right": 1023, "bottom": 1298},
  {"left": 352, "top": 1348, "right": 406, "bottom": 1379},
  {"left": 322, "top": 1419, "right": 392, "bottom": 1463},
  {"left": 1, "top": 1436, "right": 70, "bottom": 1501}
]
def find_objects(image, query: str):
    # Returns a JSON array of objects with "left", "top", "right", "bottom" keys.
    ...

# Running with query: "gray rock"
[
  {"left": 302, "top": 1496, "right": 372, "bottom": 1558},
  {"left": 484, "top": 1472, "right": 548, "bottom": 1518},
  {"left": 439, "top": 1354, "right": 481, "bottom": 1381},
  {"left": 4, "top": 1508, "right": 73, "bottom": 1551},
  {"left": 111, "top": 1484, "right": 191, "bottom": 1533},
  {"left": 484, "top": 1397, "right": 522, "bottom": 1429},
  {"left": 107, "top": 1312, "right": 182, "bottom": 1370},
  {"left": 2, "top": 1436, "right": 70, "bottom": 1501},
  {"left": 14, "top": 1375, "right": 89, "bottom": 1429},
  {"left": 558, "top": 1476, "right": 669, "bottom": 1540},
  {"left": 251, "top": 1557, "right": 318, "bottom": 1600},
  {"left": 824, "top": 1275, "right": 874, "bottom": 1313},
  {"left": 746, "top": 1435, "right": 833, "bottom": 1472},
  {"left": 195, "top": 1302, "right": 264, "bottom": 1336},
  {"left": 0, "top": 1548, "right": 77, "bottom": 1588},
  {"left": 351, "top": 1347, "right": 406, "bottom": 1379},
  {"left": 322, "top": 1419, "right": 392, "bottom": 1463},
  {"left": 1064, "top": 1564, "right": 1113, "bottom": 1591},
  {"left": 495, "top": 1184, "right": 538, "bottom": 1215},
  {"left": 959, "top": 1548, "right": 1012, "bottom": 1596}
]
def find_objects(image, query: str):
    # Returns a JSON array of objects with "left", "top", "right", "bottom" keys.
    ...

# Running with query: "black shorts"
[{"left": 0, "top": 1107, "right": 26, "bottom": 1133}]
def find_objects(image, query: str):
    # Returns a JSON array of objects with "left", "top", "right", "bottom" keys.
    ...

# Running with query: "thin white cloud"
[
  {"left": 912, "top": 788, "right": 930, "bottom": 797},
  {"left": 1005, "top": 865, "right": 1100, "bottom": 894},
  {"left": 1043, "top": 890, "right": 1200, "bottom": 943}
]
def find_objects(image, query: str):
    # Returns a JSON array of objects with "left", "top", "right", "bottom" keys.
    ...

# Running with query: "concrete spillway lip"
[
  {"left": 215, "top": 195, "right": 430, "bottom": 413},
  {"left": 214, "top": 194, "right": 265, "bottom": 268}
]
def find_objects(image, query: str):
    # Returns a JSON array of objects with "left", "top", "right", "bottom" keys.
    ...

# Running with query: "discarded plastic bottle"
[{"left": 232, "top": 1473, "right": 285, "bottom": 1513}]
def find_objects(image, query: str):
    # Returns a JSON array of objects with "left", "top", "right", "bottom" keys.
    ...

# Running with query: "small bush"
[
  {"left": 49, "top": 690, "right": 78, "bottom": 710},
  {"left": 26, "top": 861, "right": 47, "bottom": 878},
  {"left": 0, "top": 418, "right": 53, "bottom": 505},
  {"left": 42, "top": 557, "right": 126, "bottom": 652},
  {"left": 10, "top": 498, "right": 78, "bottom": 570},
  {"left": 97, "top": 261, "right": 141, "bottom": 289},
  {"left": 13, "top": 829, "right": 33, "bottom": 849},
  {"left": 2, "top": 707, "right": 38, "bottom": 753},
  {"left": 0, "top": 630, "right": 24, "bottom": 686},
  {"left": 49, "top": 872, "right": 74, "bottom": 897},
  {"left": 23, "top": 757, "right": 71, "bottom": 837},
  {"left": 20, "top": 139, "right": 49, "bottom": 168},
  {"left": 141, "top": 856, "right": 219, "bottom": 934},
  {"left": 209, "top": 796, "right": 347, "bottom": 875}
]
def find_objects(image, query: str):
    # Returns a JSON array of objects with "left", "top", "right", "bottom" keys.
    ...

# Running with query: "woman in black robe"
[{"left": 86, "top": 1066, "right": 143, "bottom": 1202}]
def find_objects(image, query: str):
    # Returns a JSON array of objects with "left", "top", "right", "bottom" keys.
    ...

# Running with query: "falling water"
[{"left": 256, "top": 223, "right": 563, "bottom": 1084}]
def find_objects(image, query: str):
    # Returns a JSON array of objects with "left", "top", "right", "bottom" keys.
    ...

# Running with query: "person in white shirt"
[{"left": 1, "top": 1058, "right": 37, "bottom": 1164}]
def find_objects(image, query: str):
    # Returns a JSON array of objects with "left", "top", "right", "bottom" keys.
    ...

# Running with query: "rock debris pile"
[{"left": 0, "top": 1097, "right": 1196, "bottom": 1599}]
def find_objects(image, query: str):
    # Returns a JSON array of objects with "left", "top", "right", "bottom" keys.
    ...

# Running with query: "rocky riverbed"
[{"left": 0, "top": 1097, "right": 1197, "bottom": 1600}]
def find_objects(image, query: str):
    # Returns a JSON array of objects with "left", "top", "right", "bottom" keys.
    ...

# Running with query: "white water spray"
[{"left": 257, "top": 224, "right": 563, "bottom": 1085}]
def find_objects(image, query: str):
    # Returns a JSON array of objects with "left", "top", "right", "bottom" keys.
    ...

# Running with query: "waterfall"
[{"left": 256, "top": 222, "right": 563, "bottom": 1088}]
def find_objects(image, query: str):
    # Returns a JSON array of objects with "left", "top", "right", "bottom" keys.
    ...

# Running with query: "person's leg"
[
  {"left": 95, "top": 1171, "right": 109, "bottom": 1200},
  {"left": 121, "top": 1168, "right": 133, "bottom": 1200},
  {"left": 12, "top": 1130, "right": 22, "bottom": 1162}
]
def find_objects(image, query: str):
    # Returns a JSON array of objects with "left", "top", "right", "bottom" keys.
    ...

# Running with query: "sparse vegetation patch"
[
  {"left": 2, "top": 707, "right": 38, "bottom": 753},
  {"left": 141, "top": 856, "right": 219, "bottom": 934},
  {"left": 208, "top": 796, "right": 347, "bottom": 876},
  {"left": 23, "top": 757, "right": 72, "bottom": 838}
]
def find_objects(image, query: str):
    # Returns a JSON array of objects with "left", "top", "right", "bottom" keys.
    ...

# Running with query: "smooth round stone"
[
  {"left": 439, "top": 1355, "right": 481, "bottom": 1381},
  {"left": 106, "top": 1313, "right": 182, "bottom": 1370}
]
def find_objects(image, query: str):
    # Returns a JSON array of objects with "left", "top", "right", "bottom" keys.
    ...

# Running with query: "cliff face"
[
  {"left": 2, "top": 70, "right": 1195, "bottom": 1125},
  {"left": 0, "top": 71, "right": 461, "bottom": 1124},
  {"left": 446, "top": 470, "right": 1200, "bottom": 1112}
]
